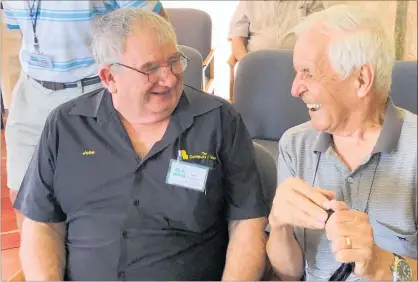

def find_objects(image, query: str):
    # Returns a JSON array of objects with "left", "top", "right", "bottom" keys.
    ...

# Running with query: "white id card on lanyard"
[
  {"left": 165, "top": 159, "right": 209, "bottom": 193},
  {"left": 28, "top": 53, "right": 53, "bottom": 69},
  {"left": 26, "top": 0, "right": 53, "bottom": 69}
]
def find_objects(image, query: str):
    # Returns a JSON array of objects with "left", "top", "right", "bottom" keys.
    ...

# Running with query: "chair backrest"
[
  {"left": 166, "top": 8, "right": 212, "bottom": 62},
  {"left": 178, "top": 45, "right": 203, "bottom": 90},
  {"left": 234, "top": 50, "right": 310, "bottom": 141},
  {"left": 390, "top": 60, "right": 417, "bottom": 114},
  {"left": 253, "top": 142, "right": 277, "bottom": 210}
]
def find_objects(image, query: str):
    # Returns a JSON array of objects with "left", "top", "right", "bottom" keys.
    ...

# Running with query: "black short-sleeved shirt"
[{"left": 14, "top": 86, "right": 267, "bottom": 281}]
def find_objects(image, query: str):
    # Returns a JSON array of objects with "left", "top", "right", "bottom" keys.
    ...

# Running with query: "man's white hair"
[
  {"left": 292, "top": 4, "right": 395, "bottom": 95},
  {"left": 91, "top": 8, "right": 177, "bottom": 65}
]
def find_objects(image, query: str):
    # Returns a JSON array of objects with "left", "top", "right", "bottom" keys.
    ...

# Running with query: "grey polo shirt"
[
  {"left": 14, "top": 86, "right": 268, "bottom": 281},
  {"left": 277, "top": 99, "right": 417, "bottom": 281}
]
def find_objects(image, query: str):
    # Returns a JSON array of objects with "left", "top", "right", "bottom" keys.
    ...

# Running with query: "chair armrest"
[
  {"left": 8, "top": 269, "right": 25, "bottom": 281},
  {"left": 202, "top": 48, "right": 216, "bottom": 71}
]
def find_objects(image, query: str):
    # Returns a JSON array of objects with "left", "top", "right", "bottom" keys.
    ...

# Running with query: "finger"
[
  {"left": 288, "top": 206, "right": 326, "bottom": 229},
  {"left": 314, "top": 187, "right": 335, "bottom": 201},
  {"left": 335, "top": 248, "right": 372, "bottom": 264},
  {"left": 330, "top": 235, "right": 371, "bottom": 254},
  {"left": 326, "top": 210, "right": 356, "bottom": 227},
  {"left": 291, "top": 178, "right": 333, "bottom": 210},
  {"left": 287, "top": 189, "right": 329, "bottom": 223},
  {"left": 323, "top": 200, "right": 349, "bottom": 211},
  {"left": 326, "top": 220, "right": 373, "bottom": 241}
]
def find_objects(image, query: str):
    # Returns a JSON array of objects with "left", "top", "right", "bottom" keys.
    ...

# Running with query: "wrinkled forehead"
[
  {"left": 122, "top": 26, "right": 178, "bottom": 64},
  {"left": 293, "top": 26, "right": 332, "bottom": 70}
]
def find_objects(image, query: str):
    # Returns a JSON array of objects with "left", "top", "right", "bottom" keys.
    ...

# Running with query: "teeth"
[{"left": 306, "top": 104, "right": 322, "bottom": 110}]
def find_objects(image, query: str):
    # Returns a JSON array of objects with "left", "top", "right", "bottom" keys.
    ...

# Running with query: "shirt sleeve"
[
  {"left": 277, "top": 132, "right": 297, "bottom": 184},
  {"left": 228, "top": 1, "right": 250, "bottom": 39},
  {"left": 114, "top": 0, "right": 161, "bottom": 13},
  {"left": 2, "top": 3, "right": 20, "bottom": 30},
  {"left": 265, "top": 131, "right": 296, "bottom": 233},
  {"left": 13, "top": 111, "right": 66, "bottom": 223},
  {"left": 220, "top": 105, "right": 268, "bottom": 221}
]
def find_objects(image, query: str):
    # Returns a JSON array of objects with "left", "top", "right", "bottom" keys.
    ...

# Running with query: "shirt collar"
[
  {"left": 313, "top": 98, "right": 404, "bottom": 154},
  {"left": 68, "top": 85, "right": 222, "bottom": 125}
]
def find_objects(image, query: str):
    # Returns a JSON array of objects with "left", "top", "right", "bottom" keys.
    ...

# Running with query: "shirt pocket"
[
  {"left": 164, "top": 163, "right": 225, "bottom": 233},
  {"left": 371, "top": 219, "right": 417, "bottom": 259}
]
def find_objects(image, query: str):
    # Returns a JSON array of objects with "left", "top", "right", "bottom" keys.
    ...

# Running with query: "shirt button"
[
  {"left": 347, "top": 177, "right": 354, "bottom": 183},
  {"left": 118, "top": 271, "right": 125, "bottom": 278},
  {"left": 133, "top": 199, "right": 140, "bottom": 206},
  {"left": 122, "top": 231, "right": 128, "bottom": 238}
]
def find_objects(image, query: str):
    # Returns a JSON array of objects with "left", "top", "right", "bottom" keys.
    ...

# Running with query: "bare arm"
[
  {"left": 20, "top": 218, "right": 67, "bottom": 280},
  {"left": 230, "top": 36, "right": 248, "bottom": 62},
  {"left": 1, "top": 22, "right": 22, "bottom": 106},
  {"left": 222, "top": 217, "right": 267, "bottom": 281},
  {"left": 266, "top": 226, "right": 304, "bottom": 281}
]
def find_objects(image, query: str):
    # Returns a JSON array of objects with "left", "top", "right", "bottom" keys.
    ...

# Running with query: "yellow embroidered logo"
[
  {"left": 81, "top": 150, "right": 96, "bottom": 156},
  {"left": 181, "top": 150, "right": 216, "bottom": 161},
  {"left": 180, "top": 149, "right": 189, "bottom": 160}
]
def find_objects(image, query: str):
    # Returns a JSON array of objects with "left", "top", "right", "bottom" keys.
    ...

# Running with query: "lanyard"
[{"left": 26, "top": 0, "right": 41, "bottom": 52}]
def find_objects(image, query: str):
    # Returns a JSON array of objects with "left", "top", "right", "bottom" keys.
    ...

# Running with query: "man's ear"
[
  {"left": 98, "top": 65, "right": 118, "bottom": 94},
  {"left": 355, "top": 64, "right": 374, "bottom": 98}
]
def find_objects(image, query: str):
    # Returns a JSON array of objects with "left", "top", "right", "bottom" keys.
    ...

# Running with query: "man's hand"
[
  {"left": 227, "top": 54, "right": 237, "bottom": 67},
  {"left": 269, "top": 177, "right": 335, "bottom": 231},
  {"left": 325, "top": 200, "right": 391, "bottom": 280},
  {"left": 230, "top": 37, "right": 248, "bottom": 62}
]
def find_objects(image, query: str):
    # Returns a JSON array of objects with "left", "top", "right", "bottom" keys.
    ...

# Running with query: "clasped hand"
[{"left": 269, "top": 177, "right": 382, "bottom": 279}]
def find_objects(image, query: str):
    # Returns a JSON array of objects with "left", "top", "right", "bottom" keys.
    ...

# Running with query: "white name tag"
[
  {"left": 28, "top": 52, "right": 53, "bottom": 69},
  {"left": 166, "top": 159, "right": 209, "bottom": 193}
]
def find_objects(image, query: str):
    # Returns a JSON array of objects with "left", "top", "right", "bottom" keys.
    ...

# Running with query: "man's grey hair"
[
  {"left": 292, "top": 4, "right": 395, "bottom": 95},
  {"left": 91, "top": 8, "right": 177, "bottom": 65}
]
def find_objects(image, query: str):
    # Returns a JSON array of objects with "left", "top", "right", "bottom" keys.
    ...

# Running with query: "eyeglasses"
[{"left": 110, "top": 53, "right": 189, "bottom": 83}]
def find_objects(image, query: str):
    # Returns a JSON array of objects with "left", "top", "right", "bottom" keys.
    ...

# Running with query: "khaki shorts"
[{"left": 5, "top": 72, "right": 103, "bottom": 191}]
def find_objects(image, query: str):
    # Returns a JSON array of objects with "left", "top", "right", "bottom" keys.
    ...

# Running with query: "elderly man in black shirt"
[{"left": 14, "top": 8, "right": 268, "bottom": 281}]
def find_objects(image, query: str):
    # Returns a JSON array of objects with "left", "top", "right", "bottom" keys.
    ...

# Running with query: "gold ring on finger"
[{"left": 345, "top": 236, "right": 352, "bottom": 249}]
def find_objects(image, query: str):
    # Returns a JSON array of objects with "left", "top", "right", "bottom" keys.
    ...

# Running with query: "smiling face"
[
  {"left": 291, "top": 26, "right": 362, "bottom": 134},
  {"left": 100, "top": 25, "right": 184, "bottom": 124}
]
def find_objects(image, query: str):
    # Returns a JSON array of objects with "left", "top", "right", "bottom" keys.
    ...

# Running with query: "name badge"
[
  {"left": 28, "top": 53, "right": 53, "bottom": 69},
  {"left": 166, "top": 159, "right": 209, "bottom": 193}
]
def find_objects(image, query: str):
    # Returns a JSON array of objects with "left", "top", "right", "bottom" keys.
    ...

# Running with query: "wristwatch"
[{"left": 391, "top": 253, "right": 412, "bottom": 281}]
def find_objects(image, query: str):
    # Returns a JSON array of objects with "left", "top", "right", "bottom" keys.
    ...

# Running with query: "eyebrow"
[
  {"left": 294, "top": 66, "right": 310, "bottom": 72},
  {"left": 294, "top": 64, "right": 318, "bottom": 74},
  {"left": 138, "top": 52, "right": 182, "bottom": 70}
]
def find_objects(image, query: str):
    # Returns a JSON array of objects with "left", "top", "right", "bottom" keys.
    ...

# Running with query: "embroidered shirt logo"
[
  {"left": 81, "top": 150, "right": 96, "bottom": 156},
  {"left": 180, "top": 150, "right": 189, "bottom": 160},
  {"left": 180, "top": 150, "right": 216, "bottom": 161}
]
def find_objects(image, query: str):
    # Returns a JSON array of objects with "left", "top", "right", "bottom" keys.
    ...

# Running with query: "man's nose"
[
  {"left": 157, "top": 66, "right": 177, "bottom": 87},
  {"left": 291, "top": 77, "right": 308, "bottom": 97}
]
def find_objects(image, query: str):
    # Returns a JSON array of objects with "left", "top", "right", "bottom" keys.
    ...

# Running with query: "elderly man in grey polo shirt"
[{"left": 266, "top": 4, "right": 417, "bottom": 282}]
